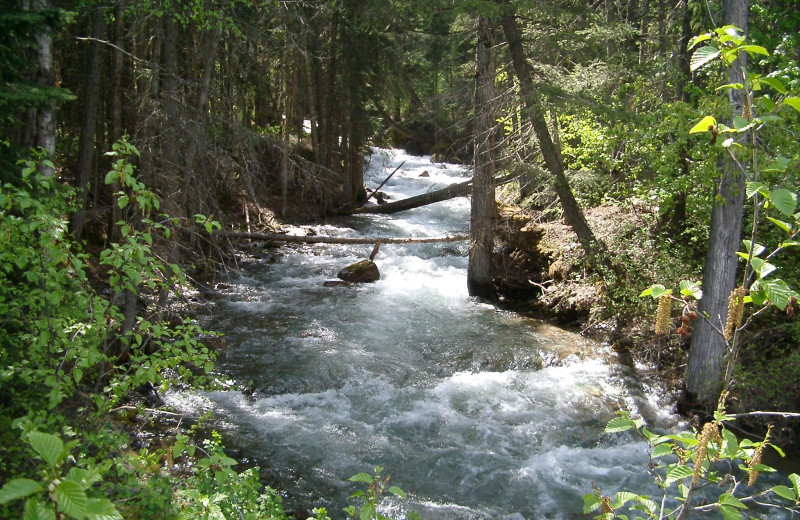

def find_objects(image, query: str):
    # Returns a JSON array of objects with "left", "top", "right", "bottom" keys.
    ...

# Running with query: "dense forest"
[{"left": 1, "top": 0, "right": 800, "bottom": 518}]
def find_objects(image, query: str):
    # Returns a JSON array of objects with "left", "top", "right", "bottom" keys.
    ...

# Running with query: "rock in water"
[{"left": 337, "top": 259, "right": 380, "bottom": 283}]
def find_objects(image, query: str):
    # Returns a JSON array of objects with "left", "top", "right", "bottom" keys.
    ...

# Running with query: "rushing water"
[{"left": 168, "top": 148, "right": 679, "bottom": 519}]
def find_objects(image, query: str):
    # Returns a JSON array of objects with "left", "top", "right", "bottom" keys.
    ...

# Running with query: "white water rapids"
[{"left": 167, "top": 148, "right": 680, "bottom": 519}]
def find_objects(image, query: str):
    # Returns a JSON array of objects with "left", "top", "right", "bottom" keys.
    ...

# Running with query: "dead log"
[
  {"left": 332, "top": 173, "right": 517, "bottom": 216},
  {"left": 224, "top": 231, "right": 469, "bottom": 244}
]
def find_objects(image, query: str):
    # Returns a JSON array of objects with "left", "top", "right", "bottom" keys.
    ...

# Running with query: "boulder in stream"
[{"left": 337, "top": 259, "right": 380, "bottom": 283}]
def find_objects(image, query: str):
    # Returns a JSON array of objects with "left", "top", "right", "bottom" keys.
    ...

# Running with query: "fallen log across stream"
[
  {"left": 224, "top": 231, "right": 469, "bottom": 244},
  {"left": 331, "top": 173, "right": 517, "bottom": 216}
]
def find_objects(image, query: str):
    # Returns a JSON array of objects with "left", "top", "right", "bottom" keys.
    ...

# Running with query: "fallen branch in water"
[{"left": 223, "top": 231, "right": 469, "bottom": 244}]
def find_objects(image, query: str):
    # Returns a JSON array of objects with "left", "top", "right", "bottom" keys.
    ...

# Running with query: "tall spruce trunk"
[
  {"left": 73, "top": 5, "right": 106, "bottom": 240},
  {"left": 684, "top": 0, "right": 749, "bottom": 408},
  {"left": 500, "top": 12, "right": 608, "bottom": 270},
  {"left": 468, "top": 17, "right": 498, "bottom": 300}
]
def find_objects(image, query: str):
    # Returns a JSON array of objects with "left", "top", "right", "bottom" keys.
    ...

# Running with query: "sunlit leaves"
[
  {"left": 689, "top": 115, "right": 717, "bottom": 133},
  {"left": 690, "top": 46, "right": 720, "bottom": 71},
  {"left": 639, "top": 284, "right": 671, "bottom": 298},
  {"left": 770, "top": 189, "right": 798, "bottom": 217},
  {"left": 783, "top": 97, "right": 800, "bottom": 114},
  {"left": 679, "top": 280, "right": 703, "bottom": 299},
  {"left": 27, "top": 431, "right": 64, "bottom": 469}
]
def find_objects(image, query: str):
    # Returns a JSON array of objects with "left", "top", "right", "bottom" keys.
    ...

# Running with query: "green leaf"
[
  {"left": 789, "top": 473, "right": 800, "bottom": 496},
  {"left": 732, "top": 115, "right": 750, "bottom": 130},
  {"left": 749, "top": 257, "right": 777, "bottom": 279},
  {"left": 24, "top": 499, "right": 55, "bottom": 520},
  {"left": 679, "top": 280, "right": 702, "bottom": 299},
  {"left": 360, "top": 502, "right": 375, "bottom": 520},
  {"left": 780, "top": 240, "right": 800, "bottom": 249},
  {"left": 720, "top": 493, "right": 747, "bottom": 509},
  {"left": 762, "top": 279, "right": 799, "bottom": 310},
  {"left": 771, "top": 485, "right": 796, "bottom": 501},
  {"left": 54, "top": 480, "right": 88, "bottom": 519},
  {"left": 605, "top": 416, "right": 637, "bottom": 433},
  {"left": 665, "top": 465, "right": 694, "bottom": 484},
  {"left": 27, "top": 431, "right": 64, "bottom": 469},
  {"left": 716, "top": 82, "right": 744, "bottom": 92},
  {"left": 583, "top": 493, "right": 602, "bottom": 513},
  {"left": 613, "top": 491, "right": 640, "bottom": 506},
  {"left": 689, "top": 115, "right": 717, "bottom": 134},
  {"left": 770, "top": 189, "right": 798, "bottom": 217},
  {"left": 691, "top": 46, "right": 720, "bottom": 71},
  {"left": 0, "top": 479, "right": 43, "bottom": 504},
  {"left": 688, "top": 33, "right": 712, "bottom": 48},
  {"left": 767, "top": 217, "right": 793, "bottom": 234},
  {"left": 783, "top": 97, "right": 800, "bottom": 114},
  {"left": 117, "top": 195, "right": 129, "bottom": 209},
  {"left": 388, "top": 486, "right": 406, "bottom": 498},
  {"left": 719, "top": 504, "right": 743, "bottom": 520},
  {"left": 722, "top": 429, "right": 739, "bottom": 458},
  {"left": 758, "top": 77, "right": 787, "bottom": 94},
  {"left": 652, "top": 443, "right": 674, "bottom": 458},
  {"left": 742, "top": 240, "right": 766, "bottom": 256},
  {"left": 85, "top": 498, "right": 123, "bottom": 520},
  {"left": 347, "top": 473, "right": 374, "bottom": 484},
  {"left": 738, "top": 44, "right": 769, "bottom": 57}
]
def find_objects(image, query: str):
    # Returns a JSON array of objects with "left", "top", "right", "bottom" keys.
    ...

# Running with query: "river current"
[{"left": 167, "top": 148, "right": 679, "bottom": 519}]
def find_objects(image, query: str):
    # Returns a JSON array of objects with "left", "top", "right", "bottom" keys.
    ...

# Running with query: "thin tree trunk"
[
  {"left": 73, "top": 5, "right": 106, "bottom": 240},
  {"left": 684, "top": 0, "right": 748, "bottom": 408},
  {"left": 468, "top": 16, "right": 498, "bottom": 300},
  {"left": 33, "top": 0, "right": 56, "bottom": 176},
  {"left": 180, "top": 27, "right": 221, "bottom": 216},
  {"left": 110, "top": 0, "right": 125, "bottom": 143},
  {"left": 500, "top": 12, "right": 609, "bottom": 271}
]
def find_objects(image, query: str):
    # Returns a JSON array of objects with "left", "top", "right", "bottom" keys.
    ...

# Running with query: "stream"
[{"left": 167, "top": 148, "right": 679, "bottom": 519}]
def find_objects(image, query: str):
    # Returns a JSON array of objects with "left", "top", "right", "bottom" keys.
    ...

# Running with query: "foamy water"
[{"left": 168, "top": 148, "right": 679, "bottom": 518}]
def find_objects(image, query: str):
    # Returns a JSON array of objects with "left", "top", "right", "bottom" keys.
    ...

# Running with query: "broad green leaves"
[
  {"left": 689, "top": 115, "right": 717, "bottom": 134},
  {"left": 690, "top": 46, "right": 719, "bottom": 72},
  {"left": 27, "top": 431, "right": 64, "bottom": 469},
  {"left": 0, "top": 480, "right": 43, "bottom": 505}
]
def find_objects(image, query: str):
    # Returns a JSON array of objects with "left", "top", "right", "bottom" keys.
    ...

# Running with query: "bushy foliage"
[{"left": 0, "top": 144, "right": 286, "bottom": 519}]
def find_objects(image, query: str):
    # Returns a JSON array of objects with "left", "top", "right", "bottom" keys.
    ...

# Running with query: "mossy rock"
[{"left": 337, "top": 259, "right": 380, "bottom": 283}]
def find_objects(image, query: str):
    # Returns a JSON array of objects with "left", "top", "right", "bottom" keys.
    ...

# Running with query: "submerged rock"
[
  {"left": 323, "top": 279, "right": 351, "bottom": 287},
  {"left": 337, "top": 259, "right": 380, "bottom": 283}
]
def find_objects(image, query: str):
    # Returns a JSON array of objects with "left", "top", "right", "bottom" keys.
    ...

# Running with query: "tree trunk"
[
  {"left": 73, "top": 5, "right": 106, "bottom": 240},
  {"left": 33, "top": 0, "right": 56, "bottom": 176},
  {"left": 468, "top": 16, "right": 498, "bottom": 300},
  {"left": 333, "top": 174, "right": 516, "bottom": 216},
  {"left": 181, "top": 26, "right": 221, "bottom": 217},
  {"left": 500, "top": 11, "right": 608, "bottom": 270},
  {"left": 684, "top": 0, "right": 749, "bottom": 408}
]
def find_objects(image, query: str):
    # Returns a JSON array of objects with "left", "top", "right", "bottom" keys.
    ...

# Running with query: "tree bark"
[
  {"left": 332, "top": 174, "right": 516, "bottom": 216},
  {"left": 73, "top": 5, "right": 106, "bottom": 240},
  {"left": 684, "top": 0, "right": 749, "bottom": 408},
  {"left": 468, "top": 16, "right": 498, "bottom": 300},
  {"left": 33, "top": 0, "right": 56, "bottom": 176},
  {"left": 500, "top": 11, "right": 608, "bottom": 270}
]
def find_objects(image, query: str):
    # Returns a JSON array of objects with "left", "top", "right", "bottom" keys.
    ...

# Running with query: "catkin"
[
  {"left": 655, "top": 294, "right": 671, "bottom": 335},
  {"left": 724, "top": 286, "right": 746, "bottom": 340},
  {"left": 692, "top": 422, "right": 720, "bottom": 485},
  {"left": 748, "top": 425, "right": 772, "bottom": 486}
]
